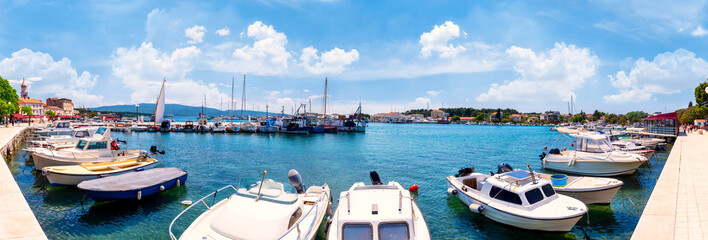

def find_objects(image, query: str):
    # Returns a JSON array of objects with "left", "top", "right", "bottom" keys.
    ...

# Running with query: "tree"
[
  {"left": 680, "top": 107, "right": 698, "bottom": 123},
  {"left": 625, "top": 111, "right": 649, "bottom": 123},
  {"left": 592, "top": 110, "right": 603, "bottom": 121},
  {"left": 473, "top": 112, "right": 486, "bottom": 122},
  {"left": 618, "top": 115, "right": 627, "bottom": 125},
  {"left": 45, "top": 110, "right": 56, "bottom": 116},
  {"left": 496, "top": 108, "right": 502, "bottom": 122},
  {"left": 695, "top": 80, "right": 708, "bottom": 106},
  {"left": 451, "top": 115, "right": 461, "bottom": 122},
  {"left": 0, "top": 76, "right": 19, "bottom": 123},
  {"left": 20, "top": 106, "right": 32, "bottom": 116},
  {"left": 689, "top": 101, "right": 693, "bottom": 108},
  {"left": 605, "top": 114, "right": 618, "bottom": 124}
]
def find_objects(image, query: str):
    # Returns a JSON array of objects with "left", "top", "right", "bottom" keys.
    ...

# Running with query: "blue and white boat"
[{"left": 77, "top": 167, "right": 187, "bottom": 201}]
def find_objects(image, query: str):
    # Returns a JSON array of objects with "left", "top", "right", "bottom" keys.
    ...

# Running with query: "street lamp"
[{"left": 135, "top": 104, "right": 140, "bottom": 123}]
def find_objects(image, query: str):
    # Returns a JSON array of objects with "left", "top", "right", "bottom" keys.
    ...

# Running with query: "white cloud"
[
  {"left": 215, "top": 27, "right": 231, "bottom": 37},
  {"left": 300, "top": 46, "right": 359, "bottom": 74},
  {"left": 185, "top": 25, "right": 207, "bottom": 44},
  {"left": 420, "top": 21, "right": 466, "bottom": 58},
  {"left": 426, "top": 90, "right": 443, "bottom": 96},
  {"left": 231, "top": 21, "right": 290, "bottom": 75},
  {"left": 0, "top": 48, "right": 104, "bottom": 105},
  {"left": 111, "top": 42, "right": 229, "bottom": 106},
  {"left": 691, "top": 26, "right": 708, "bottom": 36},
  {"left": 603, "top": 48, "right": 708, "bottom": 103},
  {"left": 591, "top": 0, "right": 707, "bottom": 38},
  {"left": 476, "top": 42, "right": 599, "bottom": 103}
]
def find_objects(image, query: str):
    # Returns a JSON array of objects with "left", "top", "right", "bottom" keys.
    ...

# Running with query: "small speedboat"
[
  {"left": 170, "top": 169, "right": 330, "bottom": 240},
  {"left": 35, "top": 121, "right": 73, "bottom": 136},
  {"left": 327, "top": 171, "right": 430, "bottom": 239},
  {"left": 42, "top": 155, "right": 158, "bottom": 186},
  {"left": 497, "top": 164, "right": 623, "bottom": 205},
  {"left": 77, "top": 167, "right": 187, "bottom": 201},
  {"left": 446, "top": 165, "right": 587, "bottom": 232}
]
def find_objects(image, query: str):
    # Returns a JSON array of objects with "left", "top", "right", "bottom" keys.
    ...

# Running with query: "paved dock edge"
[{"left": 0, "top": 127, "right": 48, "bottom": 240}]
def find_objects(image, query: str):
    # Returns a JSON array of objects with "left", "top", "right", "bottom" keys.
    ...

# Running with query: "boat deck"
[
  {"left": 0, "top": 126, "right": 47, "bottom": 239},
  {"left": 632, "top": 132, "right": 708, "bottom": 239}
]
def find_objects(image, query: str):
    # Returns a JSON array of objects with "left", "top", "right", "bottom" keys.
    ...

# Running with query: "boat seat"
[
  {"left": 463, "top": 178, "right": 478, "bottom": 190},
  {"left": 306, "top": 186, "right": 323, "bottom": 194}
]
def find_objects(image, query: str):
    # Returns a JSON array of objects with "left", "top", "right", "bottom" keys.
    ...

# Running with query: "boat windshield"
[
  {"left": 343, "top": 224, "right": 372, "bottom": 240},
  {"left": 76, "top": 140, "right": 87, "bottom": 149},
  {"left": 379, "top": 223, "right": 409, "bottom": 240},
  {"left": 234, "top": 177, "right": 298, "bottom": 204}
]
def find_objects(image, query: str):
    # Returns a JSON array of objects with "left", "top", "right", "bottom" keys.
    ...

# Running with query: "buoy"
[
  {"left": 177, "top": 179, "right": 181, "bottom": 187},
  {"left": 181, "top": 200, "right": 193, "bottom": 205},
  {"left": 409, "top": 184, "right": 419, "bottom": 192},
  {"left": 544, "top": 146, "right": 547, "bottom": 150},
  {"left": 447, "top": 188, "right": 458, "bottom": 195},
  {"left": 137, "top": 190, "right": 142, "bottom": 200},
  {"left": 160, "top": 185, "right": 165, "bottom": 191},
  {"left": 469, "top": 203, "right": 485, "bottom": 213}
]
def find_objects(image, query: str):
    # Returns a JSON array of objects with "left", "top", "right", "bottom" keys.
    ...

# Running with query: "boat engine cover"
[
  {"left": 497, "top": 163, "right": 513, "bottom": 174},
  {"left": 288, "top": 169, "right": 304, "bottom": 193}
]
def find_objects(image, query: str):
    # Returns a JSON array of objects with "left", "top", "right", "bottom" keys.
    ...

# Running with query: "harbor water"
[{"left": 7, "top": 123, "right": 669, "bottom": 239}]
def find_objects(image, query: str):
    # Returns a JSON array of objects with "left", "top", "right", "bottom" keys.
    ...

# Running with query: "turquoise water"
[{"left": 7, "top": 124, "right": 669, "bottom": 239}]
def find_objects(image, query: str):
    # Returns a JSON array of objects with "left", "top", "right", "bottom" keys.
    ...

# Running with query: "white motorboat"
[
  {"left": 496, "top": 163, "right": 623, "bottom": 205},
  {"left": 42, "top": 155, "right": 158, "bottom": 186},
  {"left": 170, "top": 170, "right": 331, "bottom": 240},
  {"left": 35, "top": 121, "right": 72, "bottom": 136},
  {"left": 446, "top": 166, "right": 587, "bottom": 232},
  {"left": 327, "top": 171, "right": 430, "bottom": 240},
  {"left": 30, "top": 128, "right": 145, "bottom": 170},
  {"left": 241, "top": 118, "right": 259, "bottom": 133},
  {"left": 212, "top": 117, "right": 227, "bottom": 133},
  {"left": 29, "top": 127, "right": 100, "bottom": 151},
  {"left": 541, "top": 130, "right": 648, "bottom": 176}
]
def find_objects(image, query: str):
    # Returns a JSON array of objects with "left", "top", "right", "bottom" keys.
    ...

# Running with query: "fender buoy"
[
  {"left": 469, "top": 204, "right": 485, "bottom": 213},
  {"left": 447, "top": 188, "right": 458, "bottom": 195},
  {"left": 176, "top": 179, "right": 181, "bottom": 187},
  {"left": 409, "top": 184, "right": 419, "bottom": 192},
  {"left": 160, "top": 185, "right": 165, "bottom": 191},
  {"left": 137, "top": 190, "right": 142, "bottom": 200}
]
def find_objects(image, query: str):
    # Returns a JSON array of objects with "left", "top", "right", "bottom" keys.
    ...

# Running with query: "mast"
[
  {"left": 154, "top": 77, "right": 166, "bottom": 124},
  {"left": 241, "top": 74, "right": 246, "bottom": 118},
  {"left": 231, "top": 77, "right": 234, "bottom": 122},
  {"left": 266, "top": 103, "right": 269, "bottom": 118},
  {"left": 323, "top": 77, "right": 328, "bottom": 126}
]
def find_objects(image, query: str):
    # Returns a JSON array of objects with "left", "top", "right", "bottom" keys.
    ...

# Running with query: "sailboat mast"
[
  {"left": 323, "top": 77, "right": 328, "bottom": 126},
  {"left": 241, "top": 74, "right": 245, "bottom": 118},
  {"left": 231, "top": 77, "right": 234, "bottom": 122}
]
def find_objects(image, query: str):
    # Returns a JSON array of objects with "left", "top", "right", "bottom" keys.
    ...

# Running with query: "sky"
[{"left": 1, "top": 0, "right": 708, "bottom": 115}]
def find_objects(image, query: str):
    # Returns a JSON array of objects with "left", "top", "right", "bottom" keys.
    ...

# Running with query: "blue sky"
[{"left": 1, "top": 0, "right": 708, "bottom": 114}]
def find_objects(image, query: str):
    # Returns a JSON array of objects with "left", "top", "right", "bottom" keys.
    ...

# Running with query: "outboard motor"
[
  {"left": 288, "top": 169, "right": 305, "bottom": 194},
  {"left": 549, "top": 148, "right": 561, "bottom": 154},
  {"left": 456, "top": 167, "right": 474, "bottom": 177},
  {"left": 497, "top": 163, "right": 513, "bottom": 174},
  {"left": 115, "top": 138, "right": 127, "bottom": 144},
  {"left": 369, "top": 171, "right": 382, "bottom": 185},
  {"left": 149, "top": 145, "right": 166, "bottom": 155}
]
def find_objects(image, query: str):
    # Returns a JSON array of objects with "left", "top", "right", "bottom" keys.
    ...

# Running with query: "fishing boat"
[
  {"left": 212, "top": 117, "right": 227, "bottom": 133},
  {"left": 78, "top": 167, "right": 187, "bottom": 201},
  {"left": 446, "top": 165, "right": 587, "bottom": 232},
  {"left": 42, "top": 155, "right": 158, "bottom": 186},
  {"left": 195, "top": 118, "right": 209, "bottom": 132},
  {"left": 540, "top": 129, "right": 648, "bottom": 176},
  {"left": 30, "top": 128, "right": 145, "bottom": 170},
  {"left": 320, "top": 78, "right": 338, "bottom": 133},
  {"left": 169, "top": 169, "right": 331, "bottom": 240},
  {"left": 258, "top": 118, "right": 278, "bottom": 133},
  {"left": 35, "top": 121, "right": 73, "bottom": 136},
  {"left": 496, "top": 163, "right": 623, "bottom": 205},
  {"left": 336, "top": 102, "right": 367, "bottom": 132},
  {"left": 278, "top": 118, "right": 309, "bottom": 134},
  {"left": 241, "top": 117, "right": 259, "bottom": 133},
  {"left": 327, "top": 171, "right": 430, "bottom": 239},
  {"left": 183, "top": 121, "right": 195, "bottom": 132}
]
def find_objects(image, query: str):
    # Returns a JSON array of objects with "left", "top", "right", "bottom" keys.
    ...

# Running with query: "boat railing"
[
  {"left": 168, "top": 184, "right": 238, "bottom": 240},
  {"left": 277, "top": 191, "right": 327, "bottom": 240}
]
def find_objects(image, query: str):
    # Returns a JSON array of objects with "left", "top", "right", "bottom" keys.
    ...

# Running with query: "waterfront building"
[
  {"left": 431, "top": 109, "right": 448, "bottom": 119},
  {"left": 489, "top": 111, "right": 503, "bottom": 121},
  {"left": 643, "top": 112, "right": 678, "bottom": 136},
  {"left": 510, "top": 114, "right": 525, "bottom": 121},
  {"left": 527, "top": 116, "right": 539, "bottom": 123},
  {"left": 540, "top": 111, "right": 561, "bottom": 122},
  {"left": 408, "top": 113, "right": 425, "bottom": 121},
  {"left": 382, "top": 112, "right": 405, "bottom": 122},
  {"left": 46, "top": 97, "right": 75, "bottom": 115},
  {"left": 694, "top": 119, "right": 707, "bottom": 127},
  {"left": 18, "top": 97, "right": 44, "bottom": 116}
]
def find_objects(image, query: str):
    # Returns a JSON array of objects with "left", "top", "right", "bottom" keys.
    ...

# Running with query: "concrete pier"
[
  {"left": 632, "top": 132, "right": 708, "bottom": 240},
  {"left": 0, "top": 126, "right": 47, "bottom": 240}
]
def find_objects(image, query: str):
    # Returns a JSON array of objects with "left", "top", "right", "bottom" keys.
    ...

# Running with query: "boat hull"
[
  {"left": 31, "top": 151, "right": 141, "bottom": 170},
  {"left": 44, "top": 162, "right": 158, "bottom": 186},
  {"left": 555, "top": 186, "right": 621, "bottom": 205},
  {"left": 81, "top": 173, "right": 187, "bottom": 201},
  {"left": 336, "top": 126, "right": 365, "bottom": 132},
  {"left": 542, "top": 159, "right": 645, "bottom": 176}
]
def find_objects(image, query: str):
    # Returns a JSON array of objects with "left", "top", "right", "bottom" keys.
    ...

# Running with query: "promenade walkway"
[
  {"left": 0, "top": 126, "right": 46, "bottom": 240},
  {"left": 632, "top": 132, "right": 708, "bottom": 240}
]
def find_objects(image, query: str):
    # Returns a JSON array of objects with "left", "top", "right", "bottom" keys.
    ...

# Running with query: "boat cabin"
[
  {"left": 209, "top": 179, "right": 301, "bottom": 239},
  {"left": 569, "top": 133, "right": 615, "bottom": 153},
  {"left": 457, "top": 170, "right": 559, "bottom": 207},
  {"left": 54, "top": 121, "right": 71, "bottom": 129},
  {"left": 335, "top": 183, "right": 417, "bottom": 240}
]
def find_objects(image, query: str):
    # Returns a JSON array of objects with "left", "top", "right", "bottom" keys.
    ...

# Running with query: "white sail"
[{"left": 154, "top": 79, "right": 166, "bottom": 124}]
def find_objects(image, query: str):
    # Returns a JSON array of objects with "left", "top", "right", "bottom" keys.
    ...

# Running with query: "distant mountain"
[{"left": 90, "top": 103, "right": 285, "bottom": 117}]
